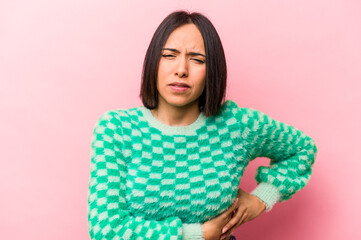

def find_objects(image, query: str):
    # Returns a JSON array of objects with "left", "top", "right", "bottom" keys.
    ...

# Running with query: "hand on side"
[
  {"left": 202, "top": 197, "right": 239, "bottom": 240},
  {"left": 202, "top": 188, "right": 266, "bottom": 240}
]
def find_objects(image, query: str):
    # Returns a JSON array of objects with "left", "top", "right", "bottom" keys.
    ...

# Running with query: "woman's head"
[{"left": 140, "top": 10, "right": 227, "bottom": 117}]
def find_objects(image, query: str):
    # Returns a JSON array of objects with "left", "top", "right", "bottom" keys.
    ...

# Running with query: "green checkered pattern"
[{"left": 87, "top": 100, "right": 318, "bottom": 239}]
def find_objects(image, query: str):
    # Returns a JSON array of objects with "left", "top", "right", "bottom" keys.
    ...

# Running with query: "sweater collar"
[{"left": 139, "top": 106, "right": 207, "bottom": 135}]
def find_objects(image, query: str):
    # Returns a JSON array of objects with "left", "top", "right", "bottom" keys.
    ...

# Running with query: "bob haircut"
[{"left": 139, "top": 10, "right": 227, "bottom": 117}]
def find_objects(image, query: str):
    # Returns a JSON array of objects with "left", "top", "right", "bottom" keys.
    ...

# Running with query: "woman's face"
[{"left": 156, "top": 23, "right": 206, "bottom": 111}]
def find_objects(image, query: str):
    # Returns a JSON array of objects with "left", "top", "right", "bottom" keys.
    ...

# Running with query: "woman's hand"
[
  {"left": 219, "top": 188, "right": 266, "bottom": 240},
  {"left": 202, "top": 198, "right": 239, "bottom": 240}
]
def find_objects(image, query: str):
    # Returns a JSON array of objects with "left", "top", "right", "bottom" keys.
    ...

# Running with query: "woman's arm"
[
  {"left": 87, "top": 110, "right": 203, "bottom": 240},
  {"left": 221, "top": 106, "right": 317, "bottom": 239},
  {"left": 240, "top": 107, "right": 318, "bottom": 212},
  {"left": 214, "top": 101, "right": 318, "bottom": 240}
]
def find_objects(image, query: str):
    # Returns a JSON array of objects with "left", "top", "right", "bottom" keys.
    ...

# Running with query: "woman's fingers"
[
  {"left": 220, "top": 197, "right": 238, "bottom": 216},
  {"left": 226, "top": 198, "right": 238, "bottom": 213},
  {"left": 239, "top": 212, "right": 248, "bottom": 225},
  {"left": 217, "top": 197, "right": 240, "bottom": 240},
  {"left": 220, "top": 188, "right": 266, "bottom": 239},
  {"left": 232, "top": 198, "right": 239, "bottom": 207},
  {"left": 221, "top": 219, "right": 242, "bottom": 240},
  {"left": 222, "top": 206, "right": 244, "bottom": 235}
]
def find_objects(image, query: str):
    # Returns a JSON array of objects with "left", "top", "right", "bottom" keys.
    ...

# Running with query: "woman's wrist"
[
  {"left": 250, "top": 182, "right": 281, "bottom": 212},
  {"left": 251, "top": 194, "right": 267, "bottom": 211}
]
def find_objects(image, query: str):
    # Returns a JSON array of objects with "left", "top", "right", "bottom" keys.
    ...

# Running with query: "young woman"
[{"left": 87, "top": 10, "right": 318, "bottom": 240}]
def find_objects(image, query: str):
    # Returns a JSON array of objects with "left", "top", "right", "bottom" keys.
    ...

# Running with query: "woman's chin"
[{"left": 164, "top": 100, "right": 198, "bottom": 109}]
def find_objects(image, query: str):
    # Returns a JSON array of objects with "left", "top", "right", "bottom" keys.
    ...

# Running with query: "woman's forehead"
[{"left": 164, "top": 24, "right": 205, "bottom": 53}]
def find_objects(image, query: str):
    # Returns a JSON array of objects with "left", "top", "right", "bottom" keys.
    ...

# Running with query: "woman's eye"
[
  {"left": 162, "top": 54, "right": 204, "bottom": 63},
  {"left": 192, "top": 59, "right": 205, "bottom": 63}
]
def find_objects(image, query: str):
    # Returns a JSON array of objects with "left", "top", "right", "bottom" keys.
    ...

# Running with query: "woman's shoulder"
[
  {"left": 94, "top": 106, "right": 145, "bottom": 126},
  {"left": 218, "top": 99, "right": 266, "bottom": 124},
  {"left": 220, "top": 99, "right": 256, "bottom": 112},
  {"left": 218, "top": 99, "right": 248, "bottom": 116}
]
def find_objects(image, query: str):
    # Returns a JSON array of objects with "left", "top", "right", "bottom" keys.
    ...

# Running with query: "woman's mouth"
[{"left": 169, "top": 84, "right": 190, "bottom": 92}]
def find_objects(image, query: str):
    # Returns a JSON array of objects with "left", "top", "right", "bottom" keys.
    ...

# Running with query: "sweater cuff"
[
  {"left": 182, "top": 223, "right": 204, "bottom": 240},
  {"left": 250, "top": 182, "right": 281, "bottom": 212}
]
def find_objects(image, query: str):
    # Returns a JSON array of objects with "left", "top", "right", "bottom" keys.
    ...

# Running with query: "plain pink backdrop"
[{"left": 1, "top": 0, "right": 360, "bottom": 239}]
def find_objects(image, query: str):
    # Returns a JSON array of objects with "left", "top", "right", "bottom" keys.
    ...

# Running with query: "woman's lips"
[{"left": 169, "top": 85, "right": 189, "bottom": 92}]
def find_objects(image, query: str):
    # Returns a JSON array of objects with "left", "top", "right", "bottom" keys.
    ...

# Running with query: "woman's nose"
[{"left": 175, "top": 55, "right": 188, "bottom": 78}]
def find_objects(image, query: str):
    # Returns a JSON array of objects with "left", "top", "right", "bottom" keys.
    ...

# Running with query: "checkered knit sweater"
[{"left": 87, "top": 100, "right": 317, "bottom": 240}]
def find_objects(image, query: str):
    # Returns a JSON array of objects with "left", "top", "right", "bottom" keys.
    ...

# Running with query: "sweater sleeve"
[
  {"left": 239, "top": 107, "right": 318, "bottom": 212},
  {"left": 87, "top": 110, "right": 204, "bottom": 240}
]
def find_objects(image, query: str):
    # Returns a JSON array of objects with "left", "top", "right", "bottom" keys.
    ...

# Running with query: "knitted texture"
[{"left": 87, "top": 100, "right": 318, "bottom": 239}]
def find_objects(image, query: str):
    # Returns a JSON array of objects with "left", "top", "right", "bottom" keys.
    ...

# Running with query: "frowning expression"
[{"left": 156, "top": 23, "right": 206, "bottom": 110}]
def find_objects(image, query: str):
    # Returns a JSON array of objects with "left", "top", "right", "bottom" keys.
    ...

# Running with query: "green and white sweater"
[{"left": 87, "top": 100, "right": 318, "bottom": 240}]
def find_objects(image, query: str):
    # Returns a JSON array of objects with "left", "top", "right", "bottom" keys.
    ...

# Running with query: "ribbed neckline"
[{"left": 139, "top": 106, "right": 207, "bottom": 135}]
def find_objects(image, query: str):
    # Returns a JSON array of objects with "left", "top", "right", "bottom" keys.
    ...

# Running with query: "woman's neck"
[{"left": 150, "top": 102, "right": 200, "bottom": 127}]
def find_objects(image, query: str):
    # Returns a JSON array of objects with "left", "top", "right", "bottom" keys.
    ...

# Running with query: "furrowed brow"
[{"left": 162, "top": 48, "right": 206, "bottom": 57}]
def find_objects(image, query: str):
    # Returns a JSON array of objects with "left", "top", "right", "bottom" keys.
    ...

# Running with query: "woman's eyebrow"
[{"left": 162, "top": 48, "right": 206, "bottom": 57}]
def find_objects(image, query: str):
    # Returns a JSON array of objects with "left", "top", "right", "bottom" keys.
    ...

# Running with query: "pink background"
[{"left": 1, "top": 0, "right": 360, "bottom": 239}]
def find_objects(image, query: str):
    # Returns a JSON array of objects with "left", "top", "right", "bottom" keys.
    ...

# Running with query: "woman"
[{"left": 87, "top": 10, "right": 318, "bottom": 240}]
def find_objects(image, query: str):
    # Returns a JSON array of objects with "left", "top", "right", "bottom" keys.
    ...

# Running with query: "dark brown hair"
[{"left": 139, "top": 10, "right": 227, "bottom": 117}]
